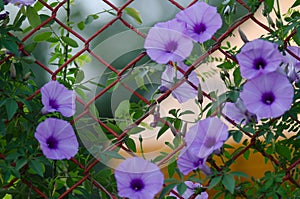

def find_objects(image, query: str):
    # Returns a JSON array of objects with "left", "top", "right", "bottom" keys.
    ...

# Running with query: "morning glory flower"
[
  {"left": 144, "top": 19, "right": 193, "bottom": 64},
  {"left": 240, "top": 72, "right": 294, "bottom": 119},
  {"left": 236, "top": 39, "right": 283, "bottom": 79},
  {"left": 114, "top": 157, "right": 164, "bottom": 199},
  {"left": 8, "top": 0, "right": 36, "bottom": 6},
  {"left": 177, "top": 147, "right": 210, "bottom": 175},
  {"left": 160, "top": 62, "right": 199, "bottom": 103},
  {"left": 282, "top": 46, "right": 300, "bottom": 82},
  {"left": 223, "top": 99, "right": 257, "bottom": 124},
  {"left": 34, "top": 118, "right": 79, "bottom": 160},
  {"left": 185, "top": 117, "right": 228, "bottom": 159},
  {"left": 176, "top": 2, "right": 222, "bottom": 43},
  {"left": 169, "top": 181, "right": 208, "bottom": 199},
  {"left": 41, "top": 80, "right": 76, "bottom": 117}
]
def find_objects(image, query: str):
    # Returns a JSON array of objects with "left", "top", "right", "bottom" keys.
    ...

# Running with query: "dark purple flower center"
[
  {"left": 165, "top": 41, "right": 178, "bottom": 53},
  {"left": 193, "top": 23, "right": 207, "bottom": 34},
  {"left": 130, "top": 178, "right": 145, "bottom": 192},
  {"left": 193, "top": 158, "right": 204, "bottom": 167},
  {"left": 253, "top": 58, "right": 267, "bottom": 70},
  {"left": 204, "top": 137, "right": 216, "bottom": 148},
  {"left": 46, "top": 136, "right": 58, "bottom": 149},
  {"left": 49, "top": 99, "right": 59, "bottom": 109},
  {"left": 261, "top": 92, "right": 275, "bottom": 105}
]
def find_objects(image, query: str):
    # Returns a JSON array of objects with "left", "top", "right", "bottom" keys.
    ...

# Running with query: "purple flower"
[
  {"left": 144, "top": 19, "right": 193, "bottom": 64},
  {"left": 114, "top": 157, "right": 164, "bottom": 199},
  {"left": 169, "top": 181, "right": 208, "bottom": 199},
  {"left": 185, "top": 117, "right": 228, "bottom": 159},
  {"left": 223, "top": 99, "right": 257, "bottom": 124},
  {"left": 282, "top": 46, "right": 300, "bottom": 82},
  {"left": 240, "top": 72, "right": 294, "bottom": 119},
  {"left": 160, "top": 62, "right": 199, "bottom": 103},
  {"left": 8, "top": 0, "right": 36, "bottom": 6},
  {"left": 41, "top": 80, "right": 76, "bottom": 117},
  {"left": 236, "top": 39, "right": 283, "bottom": 79},
  {"left": 34, "top": 118, "right": 79, "bottom": 160},
  {"left": 177, "top": 147, "right": 210, "bottom": 175},
  {"left": 176, "top": 2, "right": 222, "bottom": 43}
]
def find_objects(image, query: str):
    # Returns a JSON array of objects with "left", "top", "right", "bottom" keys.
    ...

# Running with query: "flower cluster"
[
  {"left": 235, "top": 39, "right": 294, "bottom": 120},
  {"left": 169, "top": 181, "right": 208, "bottom": 199},
  {"left": 178, "top": 117, "right": 228, "bottom": 175},
  {"left": 145, "top": 2, "right": 222, "bottom": 103},
  {"left": 34, "top": 80, "right": 78, "bottom": 160}
]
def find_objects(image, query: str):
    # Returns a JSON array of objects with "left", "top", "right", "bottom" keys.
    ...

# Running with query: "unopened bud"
[
  {"left": 223, "top": 5, "right": 231, "bottom": 15},
  {"left": 10, "top": 63, "right": 16, "bottom": 79},
  {"left": 238, "top": 28, "right": 249, "bottom": 43},
  {"left": 197, "top": 83, "right": 203, "bottom": 104},
  {"left": 222, "top": 0, "right": 230, "bottom": 5},
  {"left": 23, "top": 72, "right": 31, "bottom": 81}
]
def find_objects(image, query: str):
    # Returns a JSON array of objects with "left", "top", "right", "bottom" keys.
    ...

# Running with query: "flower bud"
[
  {"left": 23, "top": 72, "right": 31, "bottom": 81},
  {"left": 223, "top": 5, "right": 231, "bottom": 15},
  {"left": 238, "top": 28, "right": 249, "bottom": 43},
  {"left": 10, "top": 63, "right": 16, "bottom": 79}
]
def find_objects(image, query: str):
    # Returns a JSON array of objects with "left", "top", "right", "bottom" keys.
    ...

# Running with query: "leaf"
[
  {"left": 178, "top": 110, "right": 194, "bottom": 117},
  {"left": 125, "top": 137, "right": 136, "bottom": 152},
  {"left": 293, "top": 26, "right": 300, "bottom": 46},
  {"left": 5, "top": 99, "right": 18, "bottom": 120},
  {"left": 75, "top": 70, "right": 85, "bottom": 83},
  {"left": 208, "top": 175, "right": 222, "bottom": 189},
  {"left": 222, "top": 174, "right": 235, "bottom": 194},
  {"left": 264, "top": 0, "right": 274, "bottom": 13},
  {"left": 29, "top": 159, "right": 44, "bottom": 177},
  {"left": 2, "top": 39, "right": 19, "bottom": 55},
  {"left": 0, "top": 0, "right": 4, "bottom": 11},
  {"left": 61, "top": 36, "right": 79, "bottom": 48},
  {"left": 275, "top": 144, "right": 291, "bottom": 160},
  {"left": 77, "top": 21, "right": 85, "bottom": 30},
  {"left": 231, "top": 171, "right": 249, "bottom": 178},
  {"left": 292, "top": 0, "right": 300, "bottom": 8},
  {"left": 158, "top": 183, "right": 177, "bottom": 199},
  {"left": 33, "top": 32, "right": 52, "bottom": 42},
  {"left": 124, "top": 7, "right": 142, "bottom": 24},
  {"left": 157, "top": 124, "right": 169, "bottom": 139},
  {"left": 231, "top": 130, "right": 243, "bottom": 143},
  {"left": 168, "top": 161, "right": 177, "bottom": 178},
  {"left": 177, "top": 182, "right": 187, "bottom": 195},
  {"left": 233, "top": 67, "right": 242, "bottom": 86},
  {"left": 26, "top": 6, "right": 41, "bottom": 27},
  {"left": 217, "top": 62, "right": 234, "bottom": 70}
]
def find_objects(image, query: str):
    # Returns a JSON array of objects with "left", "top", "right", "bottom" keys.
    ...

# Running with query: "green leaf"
[
  {"left": 75, "top": 70, "right": 85, "bottom": 83},
  {"left": 233, "top": 67, "right": 242, "bottom": 86},
  {"left": 5, "top": 99, "right": 18, "bottom": 120},
  {"left": 231, "top": 171, "right": 249, "bottom": 178},
  {"left": 77, "top": 21, "right": 85, "bottom": 30},
  {"left": 26, "top": 6, "right": 41, "bottom": 28},
  {"left": 178, "top": 110, "right": 194, "bottom": 117},
  {"left": 167, "top": 161, "right": 177, "bottom": 178},
  {"left": 85, "top": 14, "right": 99, "bottom": 25},
  {"left": 157, "top": 124, "right": 169, "bottom": 139},
  {"left": 264, "top": 0, "right": 274, "bottom": 13},
  {"left": 177, "top": 182, "right": 187, "bottom": 195},
  {"left": 158, "top": 183, "right": 177, "bottom": 199},
  {"left": 292, "top": 0, "right": 300, "bottom": 8},
  {"left": 275, "top": 144, "right": 291, "bottom": 160},
  {"left": 222, "top": 174, "right": 235, "bottom": 194},
  {"left": 2, "top": 39, "right": 19, "bottom": 55},
  {"left": 33, "top": 32, "right": 52, "bottom": 42},
  {"left": 0, "top": 0, "right": 4, "bottom": 11},
  {"left": 217, "top": 62, "right": 234, "bottom": 70},
  {"left": 231, "top": 130, "right": 243, "bottom": 143},
  {"left": 61, "top": 36, "right": 79, "bottom": 48},
  {"left": 29, "top": 159, "right": 44, "bottom": 177},
  {"left": 293, "top": 26, "right": 300, "bottom": 46},
  {"left": 124, "top": 7, "right": 142, "bottom": 24},
  {"left": 208, "top": 175, "right": 222, "bottom": 189},
  {"left": 125, "top": 137, "right": 136, "bottom": 152}
]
